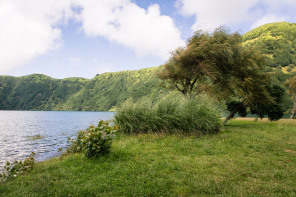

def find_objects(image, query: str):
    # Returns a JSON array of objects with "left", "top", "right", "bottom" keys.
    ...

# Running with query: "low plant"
[
  {"left": 26, "top": 134, "right": 46, "bottom": 140},
  {"left": 62, "top": 130, "right": 84, "bottom": 154},
  {"left": 114, "top": 97, "right": 221, "bottom": 135},
  {"left": 65, "top": 120, "right": 117, "bottom": 158},
  {"left": 0, "top": 152, "right": 35, "bottom": 182}
]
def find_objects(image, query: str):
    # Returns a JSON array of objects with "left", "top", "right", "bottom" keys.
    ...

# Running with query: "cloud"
[
  {"left": 0, "top": 0, "right": 184, "bottom": 73},
  {"left": 176, "top": 0, "right": 259, "bottom": 32},
  {"left": 251, "top": 0, "right": 296, "bottom": 29},
  {"left": 251, "top": 14, "right": 287, "bottom": 29},
  {"left": 73, "top": 0, "right": 185, "bottom": 59},
  {"left": 176, "top": 0, "right": 296, "bottom": 32},
  {"left": 0, "top": 0, "right": 73, "bottom": 72}
]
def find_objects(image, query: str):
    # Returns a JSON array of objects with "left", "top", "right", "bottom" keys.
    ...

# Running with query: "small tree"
[
  {"left": 250, "top": 84, "right": 285, "bottom": 121},
  {"left": 227, "top": 84, "right": 285, "bottom": 121}
]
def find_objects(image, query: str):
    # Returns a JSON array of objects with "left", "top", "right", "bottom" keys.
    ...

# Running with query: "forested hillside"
[
  {"left": 242, "top": 22, "right": 296, "bottom": 68},
  {"left": 0, "top": 67, "right": 169, "bottom": 111}
]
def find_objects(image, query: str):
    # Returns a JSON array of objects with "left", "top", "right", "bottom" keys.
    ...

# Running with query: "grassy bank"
[{"left": 1, "top": 119, "right": 296, "bottom": 196}]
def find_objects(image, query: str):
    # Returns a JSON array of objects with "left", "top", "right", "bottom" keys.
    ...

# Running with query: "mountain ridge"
[{"left": 0, "top": 67, "right": 169, "bottom": 111}]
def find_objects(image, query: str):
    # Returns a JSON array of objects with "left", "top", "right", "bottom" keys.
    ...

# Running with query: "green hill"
[
  {"left": 0, "top": 67, "right": 170, "bottom": 111},
  {"left": 242, "top": 22, "right": 296, "bottom": 68}
]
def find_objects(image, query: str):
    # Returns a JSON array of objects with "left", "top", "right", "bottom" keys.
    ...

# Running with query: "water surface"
[{"left": 0, "top": 111, "right": 114, "bottom": 167}]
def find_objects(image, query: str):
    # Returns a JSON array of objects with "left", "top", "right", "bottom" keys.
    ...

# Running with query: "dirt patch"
[{"left": 285, "top": 149, "right": 296, "bottom": 154}]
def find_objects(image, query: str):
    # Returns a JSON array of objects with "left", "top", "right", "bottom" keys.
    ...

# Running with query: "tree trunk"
[
  {"left": 290, "top": 97, "right": 296, "bottom": 119},
  {"left": 254, "top": 115, "right": 259, "bottom": 122},
  {"left": 223, "top": 104, "right": 244, "bottom": 126},
  {"left": 291, "top": 112, "right": 296, "bottom": 119}
]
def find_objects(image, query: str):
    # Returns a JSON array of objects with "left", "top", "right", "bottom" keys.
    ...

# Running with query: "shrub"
[
  {"left": 114, "top": 97, "right": 221, "bottom": 135},
  {"left": 0, "top": 152, "right": 35, "bottom": 182},
  {"left": 65, "top": 120, "right": 117, "bottom": 158},
  {"left": 226, "top": 101, "right": 247, "bottom": 118}
]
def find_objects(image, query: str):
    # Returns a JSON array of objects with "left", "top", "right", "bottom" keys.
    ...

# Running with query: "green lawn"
[{"left": 1, "top": 119, "right": 296, "bottom": 196}]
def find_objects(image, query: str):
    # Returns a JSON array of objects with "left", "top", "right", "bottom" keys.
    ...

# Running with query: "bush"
[
  {"left": 226, "top": 101, "right": 247, "bottom": 118},
  {"left": 0, "top": 152, "right": 35, "bottom": 182},
  {"left": 264, "top": 67, "right": 274, "bottom": 72},
  {"left": 114, "top": 98, "right": 221, "bottom": 135},
  {"left": 65, "top": 120, "right": 117, "bottom": 158},
  {"left": 63, "top": 130, "right": 84, "bottom": 154}
]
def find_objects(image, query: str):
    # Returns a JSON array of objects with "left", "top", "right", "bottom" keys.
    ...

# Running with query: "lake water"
[{"left": 0, "top": 111, "right": 114, "bottom": 168}]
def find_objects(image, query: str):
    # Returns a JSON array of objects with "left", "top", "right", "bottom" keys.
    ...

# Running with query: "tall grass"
[{"left": 114, "top": 97, "right": 221, "bottom": 135}]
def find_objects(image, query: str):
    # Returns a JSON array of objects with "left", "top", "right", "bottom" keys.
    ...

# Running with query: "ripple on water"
[{"left": 0, "top": 111, "right": 114, "bottom": 168}]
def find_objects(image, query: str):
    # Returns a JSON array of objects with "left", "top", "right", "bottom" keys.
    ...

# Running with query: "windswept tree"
[
  {"left": 158, "top": 27, "right": 274, "bottom": 125},
  {"left": 285, "top": 75, "right": 296, "bottom": 119},
  {"left": 158, "top": 27, "right": 245, "bottom": 98}
]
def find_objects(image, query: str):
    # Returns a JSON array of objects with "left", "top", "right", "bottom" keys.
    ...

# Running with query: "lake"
[{"left": 0, "top": 111, "right": 114, "bottom": 168}]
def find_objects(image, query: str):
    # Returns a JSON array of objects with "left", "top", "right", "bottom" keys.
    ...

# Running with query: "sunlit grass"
[{"left": 1, "top": 120, "right": 296, "bottom": 196}]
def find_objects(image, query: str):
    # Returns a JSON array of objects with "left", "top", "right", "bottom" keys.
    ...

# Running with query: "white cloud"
[
  {"left": 0, "top": 0, "right": 184, "bottom": 73},
  {"left": 176, "top": 0, "right": 296, "bottom": 32},
  {"left": 251, "top": 0, "right": 296, "bottom": 29},
  {"left": 251, "top": 14, "right": 287, "bottom": 29},
  {"left": 176, "top": 0, "right": 259, "bottom": 32},
  {"left": 73, "top": 0, "right": 185, "bottom": 59},
  {"left": 0, "top": 0, "right": 73, "bottom": 72}
]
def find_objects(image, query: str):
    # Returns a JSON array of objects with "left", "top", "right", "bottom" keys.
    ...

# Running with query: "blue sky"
[{"left": 0, "top": 0, "right": 296, "bottom": 79}]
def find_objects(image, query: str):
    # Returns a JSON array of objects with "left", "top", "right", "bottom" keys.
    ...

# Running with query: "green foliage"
[
  {"left": 226, "top": 101, "right": 247, "bottom": 118},
  {"left": 158, "top": 27, "right": 251, "bottom": 98},
  {"left": 285, "top": 75, "right": 296, "bottom": 118},
  {"left": 114, "top": 97, "right": 221, "bottom": 135},
  {"left": 158, "top": 26, "right": 272, "bottom": 125},
  {"left": 0, "top": 67, "right": 168, "bottom": 111},
  {"left": 66, "top": 120, "right": 117, "bottom": 158},
  {"left": 160, "top": 27, "right": 270, "bottom": 103},
  {"left": 249, "top": 84, "right": 285, "bottom": 121},
  {"left": 63, "top": 130, "right": 85, "bottom": 154},
  {"left": 286, "top": 64, "right": 295, "bottom": 72},
  {"left": 286, "top": 75, "right": 296, "bottom": 96},
  {"left": 0, "top": 152, "right": 35, "bottom": 182},
  {"left": 243, "top": 22, "right": 296, "bottom": 68},
  {"left": 0, "top": 75, "right": 89, "bottom": 110},
  {"left": 226, "top": 84, "right": 286, "bottom": 121}
]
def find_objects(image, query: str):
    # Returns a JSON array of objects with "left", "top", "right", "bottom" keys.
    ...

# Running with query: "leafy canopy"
[
  {"left": 243, "top": 22, "right": 296, "bottom": 68},
  {"left": 158, "top": 27, "right": 270, "bottom": 106}
]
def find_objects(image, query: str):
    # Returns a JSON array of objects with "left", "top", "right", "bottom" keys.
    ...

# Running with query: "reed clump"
[{"left": 114, "top": 98, "right": 221, "bottom": 135}]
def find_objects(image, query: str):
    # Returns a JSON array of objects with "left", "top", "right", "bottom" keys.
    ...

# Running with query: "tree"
[
  {"left": 158, "top": 27, "right": 273, "bottom": 125},
  {"left": 285, "top": 75, "right": 296, "bottom": 119},
  {"left": 227, "top": 84, "right": 285, "bottom": 121},
  {"left": 158, "top": 27, "right": 248, "bottom": 98},
  {"left": 250, "top": 84, "right": 285, "bottom": 121}
]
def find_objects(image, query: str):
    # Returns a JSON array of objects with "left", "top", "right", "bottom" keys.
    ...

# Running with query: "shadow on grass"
[
  {"left": 85, "top": 149, "right": 134, "bottom": 164},
  {"left": 225, "top": 120, "right": 271, "bottom": 128}
]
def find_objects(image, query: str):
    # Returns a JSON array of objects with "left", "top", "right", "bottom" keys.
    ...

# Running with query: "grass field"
[{"left": 1, "top": 119, "right": 296, "bottom": 196}]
